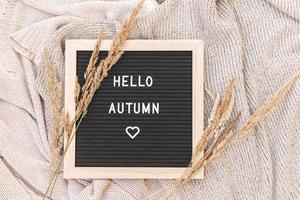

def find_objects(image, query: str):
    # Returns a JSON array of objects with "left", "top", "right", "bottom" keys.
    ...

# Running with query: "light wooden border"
[{"left": 64, "top": 40, "right": 204, "bottom": 179}]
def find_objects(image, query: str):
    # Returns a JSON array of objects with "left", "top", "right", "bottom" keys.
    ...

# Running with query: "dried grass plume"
[
  {"left": 177, "top": 73, "right": 298, "bottom": 186},
  {"left": 45, "top": 54, "right": 64, "bottom": 176},
  {"left": 44, "top": 1, "right": 145, "bottom": 199}
]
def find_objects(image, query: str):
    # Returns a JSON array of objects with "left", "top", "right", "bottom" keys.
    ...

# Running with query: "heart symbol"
[{"left": 125, "top": 126, "right": 140, "bottom": 139}]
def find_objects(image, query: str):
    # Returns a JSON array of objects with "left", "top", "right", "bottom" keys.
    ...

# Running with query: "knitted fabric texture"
[{"left": 0, "top": 0, "right": 299, "bottom": 199}]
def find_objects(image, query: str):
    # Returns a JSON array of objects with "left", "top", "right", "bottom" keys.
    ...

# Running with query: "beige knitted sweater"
[{"left": 0, "top": 0, "right": 299, "bottom": 199}]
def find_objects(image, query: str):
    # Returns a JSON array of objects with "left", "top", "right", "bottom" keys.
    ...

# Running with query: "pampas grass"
[
  {"left": 172, "top": 73, "right": 299, "bottom": 194},
  {"left": 233, "top": 74, "right": 299, "bottom": 143},
  {"left": 177, "top": 79, "right": 237, "bottom": 186},
  {"left": 44, "top": 1, "right": 144, "bottom": 199},
  {"left": 75, "top": 0, "right": 144, "bottom": 123},
  {"left": 178, "top": 74, "right": 297, "bottom": 183},
  {"left": 45, "top": 54, "right": 64, "bottom": 177}
]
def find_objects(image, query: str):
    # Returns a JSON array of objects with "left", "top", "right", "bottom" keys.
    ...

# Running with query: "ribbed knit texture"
[{"left": 0, "top": 0, "right": 299, "bottom": 199}]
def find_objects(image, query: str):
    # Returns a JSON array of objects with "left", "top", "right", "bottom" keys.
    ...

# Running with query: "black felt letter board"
[{"left": 75, "top": 51, "right": 193, "bottom": 167}]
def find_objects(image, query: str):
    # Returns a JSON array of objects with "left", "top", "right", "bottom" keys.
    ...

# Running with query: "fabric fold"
[{"left": 0, "top": 0, "right": 299, "bottom": 199}]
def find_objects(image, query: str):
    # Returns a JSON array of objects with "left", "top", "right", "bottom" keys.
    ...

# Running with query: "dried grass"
[
  {"left": 176, "top": 73, "right": 298, "bottom": 188},
  {"left": 75, "top": 0, "right": 144, "bottom": 123},
  {"left": 141, "top": 179, "right": 150, "bottom": 199},
  {"left": 44, "top": 1, "right": 144, "bottom": 199},
  {"left": 233, "top": 74, "right": 299, "bottom": 143},
  {"left": 193, "top": 79, "right": 236, "bottom": 160},
  {"left": 176, "top": 80, "right": 237, "bottom": 185},
  {"left": 162, "top": 74, "right": 298, "bottom": 200},
  {"left": 99, "top": 179, "right": 112, "bottom": 200},
  {"left": 205, "top": 88, "right": 216, "bottom": 101},
  {"left": 45, "top": 54, "right": 64, "bottom": 176}
]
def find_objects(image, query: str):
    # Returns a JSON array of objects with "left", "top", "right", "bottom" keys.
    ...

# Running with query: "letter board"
[{"left": 64, "top": 40, "right": 204, "bottom": 179}]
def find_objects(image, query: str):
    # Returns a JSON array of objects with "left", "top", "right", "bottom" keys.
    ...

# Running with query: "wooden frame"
[{"left": 64, "top": 40, "right": 204, "bottom": 179}]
